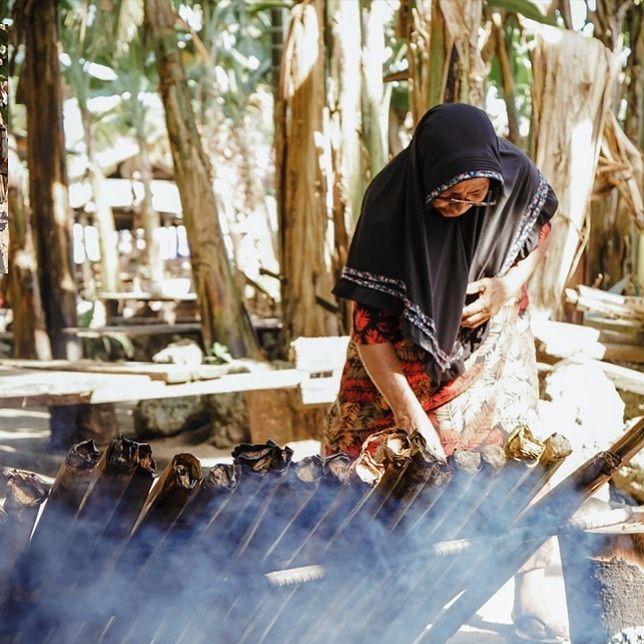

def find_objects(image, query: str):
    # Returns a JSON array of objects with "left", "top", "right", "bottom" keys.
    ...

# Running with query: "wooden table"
[
  {"left": 99, "top": 291, "right": 198, "bottom": 325},
  {"left": 0, "top": 361, "right": 313, "bottom": 449}
]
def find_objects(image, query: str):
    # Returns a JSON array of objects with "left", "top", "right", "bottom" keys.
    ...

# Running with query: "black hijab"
[{"left": 332, "top": 103, "right": 558, "bottom": 391}]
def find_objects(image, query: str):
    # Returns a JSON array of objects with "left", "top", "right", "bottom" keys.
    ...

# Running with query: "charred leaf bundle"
[{"left": 2, "top": 420, "right": 642, "bottom": 644}]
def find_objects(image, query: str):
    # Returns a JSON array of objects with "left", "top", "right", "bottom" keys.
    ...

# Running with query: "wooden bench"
[
  {"left": 99, "top": 291, "right": 198, "bottom": 325},
  {"left": 0, "top": 337, "right": 352, "bottom": 449},
  {"left": 245, "top": 336, "right": 350, "bottom": 445}
]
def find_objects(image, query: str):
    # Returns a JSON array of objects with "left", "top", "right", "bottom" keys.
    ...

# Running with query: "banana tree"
[
  {"left": 59, "top": 0, "right": 121, "bottom": 294},
  {"left": 143, "top": 0, "right": 261, "bottom": 358},
  {"left": 12, "top": 0, "right": 81, "bottom": 360},
  {"left": 94, "top": 34, "right": 166, "bottom": 287}
]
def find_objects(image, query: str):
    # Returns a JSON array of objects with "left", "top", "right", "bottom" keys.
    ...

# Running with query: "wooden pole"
[
  {"left": 19, "top": 0, "right": 81, "bottom": 360},
  {"left": 143, "top": 0, "right": 260, "bottom": 359}
]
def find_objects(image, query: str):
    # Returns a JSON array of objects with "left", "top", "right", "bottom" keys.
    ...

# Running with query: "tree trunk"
[
  {"left": 359, "top": 0, "right": 388, "bottom": 181},
  {"left": 491, "top": 12, "right": 521, "bottom": 147},
  {"left": 137, "top": 135, "right": 164, "bottom": 287},
  {"left": 587, "top": 111, "right": 643, "bottom": 290},
  {"left": 559, "top": 527, "right": 644, "bottom": 642},
  {"left": 405, "top": 0, "right": 484, "bottom": 125},
  {"left": 270, "top": 7, "right": 285, "bottom": 101},
  {"left": 21, "top": 0, "right": 81, "bottom": 360},
  {"left": 7, "top": 143, "right": 51, "bottom": 360},
  {"left": 326, "top": 0, "right": 362, "bottom": 333},
  {"left": 80, "top": 105, "right": 120, "bottom": 294},
  {"left": 143, "top": 0, "right": 260, "bottom": 359},
  {"left": 624, "top": 4, "right": 643, "bottom": 150},
  {"left": 527, "top": 26, "right": 617, "bottom": 317},
  {"left": 276, "top": 0, "right": 340, "bottom": 347}
]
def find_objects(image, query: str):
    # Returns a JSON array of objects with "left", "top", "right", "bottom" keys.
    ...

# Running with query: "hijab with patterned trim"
[{"left": 332, "top": 103, "right": 558, "bottom": 391}]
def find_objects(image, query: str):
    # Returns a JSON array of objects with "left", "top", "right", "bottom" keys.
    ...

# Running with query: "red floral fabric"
[{"left": 323, "top": 224, "right": 551, "bottom": 460}]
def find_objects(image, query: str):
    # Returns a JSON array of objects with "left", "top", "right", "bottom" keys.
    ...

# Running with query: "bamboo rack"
[{"left": 0, "top": 418, "right": 641, "bottom": 643}]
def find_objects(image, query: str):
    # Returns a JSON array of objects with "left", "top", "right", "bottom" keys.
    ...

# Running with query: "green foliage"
[
  {"left": 484, "top": 0, "right": 557, "bottom": 26},
  {"left": 77, "top": 301, "right": 95, "bottom": 328},
  {"left": 206, "top": 341, "right": 233, "bottom": 364},
  {"left": 245, "top": 0, "right": 293, "bottom": 15},
  {"left": 180, "top": 0, "right": 276, "bottom": 118}
]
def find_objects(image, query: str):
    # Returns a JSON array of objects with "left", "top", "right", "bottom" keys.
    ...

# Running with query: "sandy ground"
[{"left": 0, "top": 407, "right": 570, "bottom": 642}]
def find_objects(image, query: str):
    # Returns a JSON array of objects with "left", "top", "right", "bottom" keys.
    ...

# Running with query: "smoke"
[{"left": 0, "top": 428, "right": 640, "bottom": 644}]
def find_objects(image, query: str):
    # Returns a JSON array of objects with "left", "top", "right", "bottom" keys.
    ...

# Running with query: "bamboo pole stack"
[{"left": 0, "top": 419, "right": 642, "bottom": 643}]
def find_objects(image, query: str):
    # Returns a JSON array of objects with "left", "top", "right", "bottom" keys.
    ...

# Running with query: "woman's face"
[{"left": 430, "top": 177, "right": 491, "bottom": 218}]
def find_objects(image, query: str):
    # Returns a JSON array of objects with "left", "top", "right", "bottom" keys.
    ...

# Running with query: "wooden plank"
[
  {"left": 581, "top": 359, "right": 644, "bottom": 396},
  {"left": 71, "top": 323, "right": 201, "bottom": 338},
  {"left": 0, "top": 359, "right": 230, "bottom": 384},
  {"left": 105, "top": 317, "right": 199, "bottom": 326},
  {"left": 577, "top": 285, "right": 644, "bottom": 311},
  {"left": 532, "top": 319, "right": 644, "bottom": 363},
  {"left": 583, "top": 315, "right": 644, "bottom": 335},
  {"left": 566, "top": 287, "right": 644, "bottom": 321},
  {"left": 0, "top": 367, "right": 309, "bottom": 408},
  {"left": 98, "top": 291, "right": 197, "bottom": 302},
  {"left": 291, "top": 336, "right": 349, "bottom": 373},
  {"left": 89, "top": 369, "right": 309, "bottom": 405},
  {"left": 0, "top": 371, "right": 156, "bottom": 407}
]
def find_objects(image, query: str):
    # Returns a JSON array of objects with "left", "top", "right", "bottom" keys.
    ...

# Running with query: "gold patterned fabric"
[{"left": 323, "top": 300, "right": 540, "bottom": 459}]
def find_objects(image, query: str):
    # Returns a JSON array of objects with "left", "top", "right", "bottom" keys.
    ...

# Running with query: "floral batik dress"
[{"left": 323, "top": 225, "right": 550, "bottom": 459}]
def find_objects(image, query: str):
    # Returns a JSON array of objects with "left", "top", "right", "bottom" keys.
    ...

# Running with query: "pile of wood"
[
  {"left": 533, "top": 283, "right": 644, "bottom": 397},
  {"left": 566, "top": 285, "right": 644, "bottom": 327},
  {"left": 0, "top": 420, "right": 642, "bottom": 643}
]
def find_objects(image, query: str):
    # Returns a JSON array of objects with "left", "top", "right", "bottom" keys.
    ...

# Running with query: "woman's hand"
[
  {"left": 394, "top": 407, "right": 447, "bottom": 463},
  {"left": 461, "top": 276, "right": 518, "bottom": 329}
]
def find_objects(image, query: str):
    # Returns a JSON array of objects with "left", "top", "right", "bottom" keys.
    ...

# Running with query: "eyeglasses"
[{"left": 433, "top": 195, "right": 497, "bottom": 207}]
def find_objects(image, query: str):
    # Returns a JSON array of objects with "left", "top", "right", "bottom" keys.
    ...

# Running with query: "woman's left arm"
[{"left": 461, "top": 223, "right": 552, "bottom": 329}]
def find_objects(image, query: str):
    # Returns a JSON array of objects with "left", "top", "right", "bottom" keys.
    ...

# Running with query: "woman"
[{"left": 324, "top": 103, "right": 565, "bottom": 641}]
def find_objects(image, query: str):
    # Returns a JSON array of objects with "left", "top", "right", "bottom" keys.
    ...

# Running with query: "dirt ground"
[{"left": 0, "top": 406, "right": 570, "bottom": 642}]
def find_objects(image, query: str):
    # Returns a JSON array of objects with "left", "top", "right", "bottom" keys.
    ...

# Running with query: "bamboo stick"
[
  {"left": 299, "top": 435, "right": 443, "bottom": 641},
  {"left": 154, "top": 440, "right": 293, "bottom": 643},
  {"left": 44, "top": 438, "right": 152, "bottom": 592},
  {"left": 0, "top": 471, "right": 49, "bottom": 603},
  {"left": 77, "top": 452, "right": 202, "bottom": 643},
  {"left": 342, "top": 450, "right": 482, "bottom": 642},
  {"left": 179, "top": 443, "right": 294, "bottom": 643},
  {"left": 1, "top": 440, "right": 100, "bottom": 636},
  {"left": 113, "top": 463, "right": 238, "bottom": 643},
  {"left": 73, "top": 443, "right": 156, "bottom": 589},
  {"left": 39, "top": 440, "right": 156, "bottom": 643},
  {"left": 218, "top": 456, "right": 326, "bottom": 639},
  {"left": 342, "top": 427, "right": 545, "bottom": 641},
  {"left": 375, "top": 431, "right": 567, "bottom": 642},
  {"left": 238, "top": 454, "right": 355, "bottom": 644},
  {"left": 317, "top": 445, "right": 450, "bottom": 641},
  {"left": 419, "top": 419, "right": 644, "bottom": 643},
  {"left": 134, "top": 457, "right": 302, "bottom": 644},
  {"left": 289, "top": 431, "right": 416, "bottom": 642},
  {"left": 270, "top": 432, "right": 414, "bottom": 644},
  {"left": 235, "top": 455, "right": 354, "bottom": 643}
]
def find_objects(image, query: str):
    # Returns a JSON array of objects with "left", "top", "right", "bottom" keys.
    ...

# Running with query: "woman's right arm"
[{"left": 353, "top": 304, "right": 447, "bottom": 462}]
